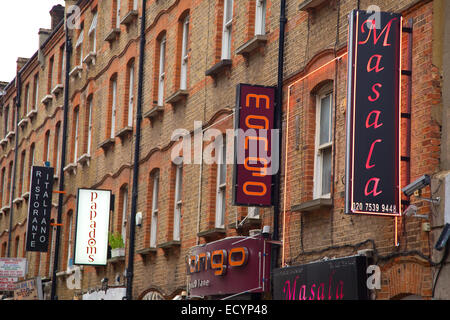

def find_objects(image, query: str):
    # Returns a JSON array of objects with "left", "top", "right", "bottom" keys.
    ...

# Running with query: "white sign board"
[
  {"left": 74, "top": 189, "right": 111, "bottom": 266},
  {"left": 0, "top": 258, "right": 28, "bottom": 278},
  {"left": 0, "top": 277, "right": 18, "bottom": 291}
]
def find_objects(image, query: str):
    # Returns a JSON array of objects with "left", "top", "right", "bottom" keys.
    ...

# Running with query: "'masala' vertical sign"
[
  {"left": 345, "top": 10, "right": 402, "bottom": 216},
  {"left": 26, "top": 166, "right": 54, "bottom": 252}
]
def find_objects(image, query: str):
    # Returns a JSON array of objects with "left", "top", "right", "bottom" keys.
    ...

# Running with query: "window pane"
[
  {"left": 321, "top": 147, "right": 332, "bottom": 195},
  {"left": 319, "top": 94, "right": 331, "bottom": 145}
]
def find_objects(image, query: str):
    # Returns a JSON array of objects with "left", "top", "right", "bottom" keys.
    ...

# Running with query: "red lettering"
[
  {"left": 365, "top": 110, "right": 383, "bottom": 129},
  {"left": 365, "top": 139, "right": 382, "bottom": 169},
  {"left": 358, "top": 17, "right": 398, "bottom": 47},
  {"left": 367, "top": 54, "right": 385, "bottom": 73},
  {"left": 364, "top": 178, "right": 383, "bottom": 197},
  {"left": 283, "top": 277, "right": 298, "bottom": 300},
  {"left": 90, "top": 192, "right": 98, "bottom": 202},
  {"left": 368, "top": 83, "right": 382, "bottom": 102},
  {"left": 309, "top": 284, "right": 316, "bottom": 300},
  {"left": 317, "top": 283, "right": 325, "bottom": 300}
]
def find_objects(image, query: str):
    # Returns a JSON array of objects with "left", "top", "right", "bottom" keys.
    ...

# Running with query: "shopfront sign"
[
  {"left": 25, "top": 166, "right": 54, "bottom": 252},
  {"left": 14, "top": 277, "right": 43, "bottom": 300},
  {"left": 273, "top": 256, "right": 368, "bottom": 300},
  {"left": 0, "top": 258, "right": 28, "bottom": 278},
  {"left": 345, "top": 10, "right": 402, "bottom": 216},
  {"left": 233, "top": 84, "right": 277, "bottom": 207},
  {"left": 0, "top": 277, "right": 18, "bottom": 291},
  {"left": 74, "top": 189, "right": 111, "bottom": 266},
  {"left": 187, "top": 236, "right": 271, "bottom": 297}
]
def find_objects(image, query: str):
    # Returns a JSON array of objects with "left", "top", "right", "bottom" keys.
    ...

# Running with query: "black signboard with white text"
[
  {"left": 345, "top": 10, "right": 402, "bottom": 216},
  {"left": 25, "top": 166, "right": 54, "bottom": 252}
]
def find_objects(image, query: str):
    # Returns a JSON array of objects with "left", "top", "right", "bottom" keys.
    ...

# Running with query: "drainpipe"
[
  {"left": 126, "top": 0, "right": 147, "bottom": 300},
  {"left": 272, "top": 0, "right": 287, "bottom": 272},
  {"left": 6, "top": 72, "right": 21, "bottom": 257},
  {"left": 50, "top": 19, "right": 72, "bottom": 300}
]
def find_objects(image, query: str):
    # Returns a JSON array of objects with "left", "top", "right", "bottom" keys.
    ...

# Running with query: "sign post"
[
  {"left": 345, "top": 10, "right": 402, "bottom": 217},
  {"left": 25, "top": 166, "right": 54, "bottom": 252}
]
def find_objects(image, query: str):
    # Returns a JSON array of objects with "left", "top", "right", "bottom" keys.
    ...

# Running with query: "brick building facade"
[{"left": 0, "top": 0, "right": 448, "bottom": 300}]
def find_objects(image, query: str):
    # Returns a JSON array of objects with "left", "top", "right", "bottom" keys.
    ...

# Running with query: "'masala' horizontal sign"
[
  {"left": 345, "top": 10, "right": 402, "bottom": 216},
  {"left": 26, "top": 166, "right": 54, "bottom": 252}
]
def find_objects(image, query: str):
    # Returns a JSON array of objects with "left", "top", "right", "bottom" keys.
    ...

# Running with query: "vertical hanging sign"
[
  {"left": 233, "top": 84, "right": 277, "bottom": 207},
  {"left": 74, "top": 189, "right": 111, "bottom": 266},
  {"left": 26, "top": 166, "right": 54, "bottom": 252},
  {"left": 345, "top": 10, "right": 402, "bottom": 216}
]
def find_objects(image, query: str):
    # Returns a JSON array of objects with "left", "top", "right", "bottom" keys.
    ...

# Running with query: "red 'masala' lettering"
[{"left": 358, "top": 17, "right": 398, "bottom": 47}]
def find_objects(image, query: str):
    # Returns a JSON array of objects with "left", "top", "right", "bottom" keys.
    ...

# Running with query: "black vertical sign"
[
  {"left": 345, "top": 10, "right": 402, "bottom": 216},
  {"left": 26, "top": 166, "right": 54, "bottom": 252}
]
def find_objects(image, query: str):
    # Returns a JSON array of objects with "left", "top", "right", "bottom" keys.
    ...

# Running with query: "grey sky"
[{"left": 0, "top": 0, "right": 65, "bottom": 83}]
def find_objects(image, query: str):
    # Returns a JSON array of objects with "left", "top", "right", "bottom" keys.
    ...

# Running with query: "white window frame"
[
  {"left": 133, "top": 0, "right": 138, "bottom": 11},
  {"left": 116, "top": 0, "right": 121, "bottom": 29},
  {"left": 19, "top": 152, "right": 25, "bottom": 195},
  {"left": 150, "top": 172, "right": 159, "bottom": 248},
  {"left": 73, "top": 108, "right": 79, "bottom": 163},
  {"left": 55, "top": 124, "right": 61, "bottom": 175},
  {"left": 121, "top": 186, "right": 128, "bottom": 242},
  {"left": 255, "top": 0, "right": 266, "bottom": 36},
  {"left": 34, "top": 75, "right": 39, "bottom": 110},
  {"left": 87, "top": 99, "right": 93, "bottom": 155},
  {"left": 88, "top": 11, "right": 98, "bottom": 53},
  {"left": 158, "top": 35, "right": 166, "bottom": 107},
  {"left": 67, "top": 213, "right": 74, "bottom": 270},
  {"left": 111, "top": 78, "right": 117, "bottom": 138},
  {"left": 221, "top": 0, "right": 234, "bottom": 60},
  {"left": 75, "top": 28, "right": 84, "bottom": 67},
  {"left": 45, "top": 132, "right": 51, "bottom": 163},
  {"left": 180, "top": 16, "right": 189, "bottom": 91},
  {"left": 215, "top": 137, "right": 226, "bottom": 228},
  {"left": 173, "top": 163, "right": 183, "bottom": 241},
  {"left": 128, "top": 64, "right": 135, "bottom": 127},
  {"left": 25, "top": 84, "right": 30, "bottom": 115},
  {"left": 1, "top": 169, "right": 5, "bottom": 207},
  {"left": 313, "top": 90, "right": 333, "bottom": 199}
]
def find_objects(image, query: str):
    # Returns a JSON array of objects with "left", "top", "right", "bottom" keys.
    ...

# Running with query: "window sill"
[
  {"left": 104, "top": 28, "right": 120, "bottom": 42},
  {"left": 22, "top": 192, "right": 30, "bottom": 200},
  {"left": 136, "top": 247, "right": 157, "bottom": 256},
  {"left": 83, "top": 52, "right": 97, "bottom": 66},
  {"left": 229, "top": 217, "right": 262, "bottom": 230},
  {"left": 63, "top": 163, "right": 77, "bottom": 174},
  {"left": 235, "top": 35, "right": 268, "bottom": 56},
  {"left": 298, "top": 0, "right": 328, "bottom": 11},
  {"left": 0, "top": 206, "right": 10, "bottom": 214},
  {"left": 77, "top": 153, "right": 91, "bottom": 166},
  {"left": 0, "top": 138, "right": 8, "bottom": 147},
  {"left": 41, "top": 94, "right": 53, "bottom": 106},
  {"left": 205, "top": 59, "right": 232, "bottom": 78},
  {"left": 143, "top": 105, "right": 164, "bottom": 121},
  {"left": 26, "top": 109, "right": 38, "bottom": 120},
  {"left": 197, "top": 228, "right": 226, "bottom": 241},
  {"left": 12, "top": 197, "right": 23, "bottom": 205},
  {"left": 18, "top": 118, "right": 29, "bottom": 129},
  {"left": 166, "top": 90, "right": 188, "bottom": 106},
  {"left": 51, "top": 84, "right": 64, "bottom": 96},
  {"left": 121, "top": 10, "right": 138, "bottom": 26},
  {"left": 99, "top": 138, "right": 115, "bottom": 151},
  {"left": 5, "top": 131, "right": 15, "bottom": 141},
  {"left": 291, "top": 198, "right": 333, "bottom": 212},
  {"left": 158, "top": 240, "right": 181, "bottom": 251},
  {"left": 69, "top": 66, "right": 83, "bottom": 79},
  {"left": 115, "top": 126, "right": 133, "bottom": 139}
]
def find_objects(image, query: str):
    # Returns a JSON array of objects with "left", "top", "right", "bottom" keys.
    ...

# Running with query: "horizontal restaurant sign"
[
  {"left": 187, "top": 236, "right": 271, "bottom": 297},
  {"left": 273, "top": 256, "right": 368, "bottom": 300},
  {"left": 0, "top": 277, "right": 18, "bottom": 291},
  {"left": 233, "top": 84, "right": 277, "bottom": 207},
  {"left": 25, "top": 166, "right": 54, "bottom": 252},
  {"left": 74, "top": 189, "right": 111, "bottom": 266},
  {"left": 345, "top": 10, "right": 402, "bottom": 216}
]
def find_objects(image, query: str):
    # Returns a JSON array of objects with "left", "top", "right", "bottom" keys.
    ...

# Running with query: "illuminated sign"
[
  {"left": 233, "top": 84, "right": 277, "bottom": 207},
  {"left": 345, "top": 10, "right": 402, "bottom": 216},
  {"left": 273, "top": 256, "right": 368, "bottom": 300},
  {"left": 25, "top": 166, "right": 54, "bottom": 252},
  {"left": 74, "top": 189, "right": 111, "bottom": 266},
  {"left": 187, "top": 236, "right": 271, "bottom": 297}
]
